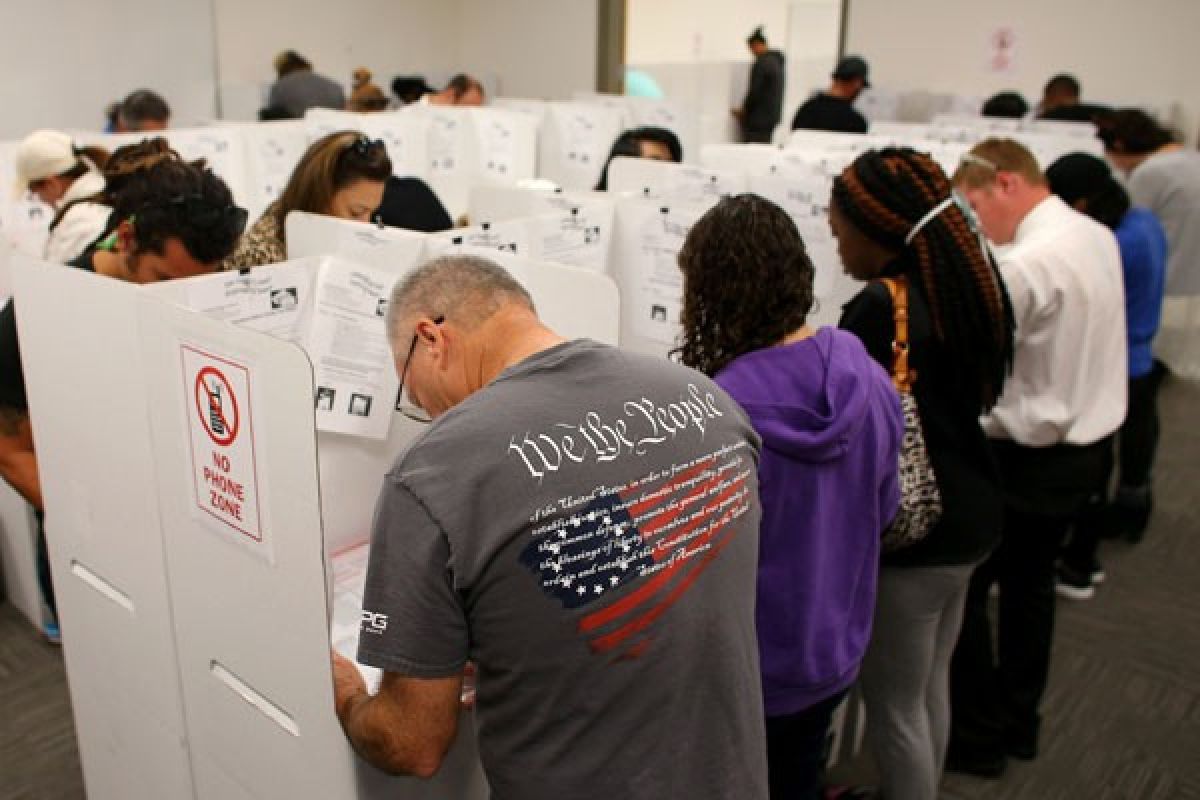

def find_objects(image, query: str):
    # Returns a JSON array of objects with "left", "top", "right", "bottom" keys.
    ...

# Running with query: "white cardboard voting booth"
[{"left": 13, "top": 216, "right": 619, "bottom": 798}]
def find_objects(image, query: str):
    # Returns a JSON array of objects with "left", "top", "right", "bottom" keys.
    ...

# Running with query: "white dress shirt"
[
  {"left": 43, "top": 171, "right": 109, "bottom": 265},
  {"left": 983, "top": 195, "right": 1127, "bottom": 447}
]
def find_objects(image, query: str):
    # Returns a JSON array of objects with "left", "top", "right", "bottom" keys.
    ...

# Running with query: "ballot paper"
[
  {"left": 747, "top": 174, "right": 841, "bottom": 302},
  {"left": 185, "top": 261, "right": 315, "bottom": 342},
  {"left": 304, "top": 259, "right": 399, "bottom": 440},
  {"left": 329, "top": 542, "right": 382, "bottom": 693},
  {"left": 616, "top": 200, "right": 711, "bottom": 347},
  {"left": 531, "top": 203, "right": 613, "bottom": 273},
  {"left": 434, "top": 219, "right": 532, "bottom": 258},
  {"left": 476, "top": 115, "right": 518, "bottom": 180},
  {"left": 242, "top": 122, "right": 311, "bottom": 219}
]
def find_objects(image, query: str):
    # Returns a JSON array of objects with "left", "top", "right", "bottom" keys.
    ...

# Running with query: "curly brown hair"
[{"left": 674, "top": 194, "right": 815, "bottom": 376}]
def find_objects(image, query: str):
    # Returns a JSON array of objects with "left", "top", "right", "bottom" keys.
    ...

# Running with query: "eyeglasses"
[
  {"left": 138, "top": 194, "right": 249, "bottom": 234},
  {"left": 395, "top": 315, "right": 444, "bottom": 424}
]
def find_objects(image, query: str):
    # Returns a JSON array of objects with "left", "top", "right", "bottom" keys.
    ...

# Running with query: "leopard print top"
[{"left": 222, "top": 204, "right": 286, "bottom": 270}]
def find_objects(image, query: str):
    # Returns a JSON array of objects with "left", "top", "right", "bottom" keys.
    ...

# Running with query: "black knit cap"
[{"left": 1044, "top": 153, "right": 1112, "bottom": 207}]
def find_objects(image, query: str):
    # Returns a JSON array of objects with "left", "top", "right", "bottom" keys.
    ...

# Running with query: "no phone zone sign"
[{"left": 182, "top": 345, "right": 263, "bottom": 547}]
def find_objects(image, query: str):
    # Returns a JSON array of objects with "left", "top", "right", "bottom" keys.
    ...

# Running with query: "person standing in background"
[
  {"left": 733, "top": 27, "right": 785, "bottom": 144},
  {"left": 948, "top": 139, "right": 1126, "bottom": 775},
  {"left": 1046, "top": 153, "right": 1167, "bottom": 593},
  {"left": 833, "top": 148, "right": 1015, "bottom": 798},
  {"left": 676, "top": 194, "right": 902, "bottom": 800},
  {"left": 791, "top": 56, "right": 870, "bottom": 134},
  {"left": 267, "top": 50, "right": 346, "bottom": 119}
]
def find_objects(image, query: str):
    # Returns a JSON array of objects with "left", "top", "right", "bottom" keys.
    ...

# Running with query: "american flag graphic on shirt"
[{"left": 519, "top": 443, "right": 754, "bottom": 658}]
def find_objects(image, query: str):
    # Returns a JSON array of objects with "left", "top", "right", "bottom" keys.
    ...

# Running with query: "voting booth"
[{"left": 12, "top": 206, "right": 619, "bottom": 798}]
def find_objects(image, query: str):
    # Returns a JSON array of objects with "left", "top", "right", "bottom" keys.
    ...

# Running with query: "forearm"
[
  {"left": 0, "top": 407, "right": 42, "bottom": 511},
  {"left": 0, "top": 449, "right": 43, "bottom": 511},
  {"left": 336, "top": 679, "right": 451, "bottom": 778}
]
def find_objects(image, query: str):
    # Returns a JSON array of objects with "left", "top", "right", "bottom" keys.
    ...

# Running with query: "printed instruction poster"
[
  {"left": 305, "top": 259, "right": 399, "bottom": 440},
  {"left": 616, "top": 201, "right": 710, "bottom": 346},
  {"left": 532, "top": 203, "right": 612, "bottom": 272},
  {"left": 186, "top": 261, "right": 314, "bottom": 342}
]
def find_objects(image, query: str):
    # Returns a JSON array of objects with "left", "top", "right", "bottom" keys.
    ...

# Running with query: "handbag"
[{"left": 879, "top": 276, "right": 943, "bottom": 552}]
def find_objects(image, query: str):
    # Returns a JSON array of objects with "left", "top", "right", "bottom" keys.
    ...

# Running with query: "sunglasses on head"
[{"left": 348, "top": 135, "right": 386, "bottom": 160}]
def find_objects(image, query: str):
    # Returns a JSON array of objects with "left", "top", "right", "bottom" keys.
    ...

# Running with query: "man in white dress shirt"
[{"left": 945, "top": 139, "right": 1126, "bottom": 776}]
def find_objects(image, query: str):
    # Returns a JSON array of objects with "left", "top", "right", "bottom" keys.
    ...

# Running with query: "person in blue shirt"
[{"left": 1046, "top": 153, "right": 1167, "bottom": 598}]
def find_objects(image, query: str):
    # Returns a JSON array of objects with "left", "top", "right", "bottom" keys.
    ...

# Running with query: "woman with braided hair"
[
  {"left": 831, "top": 148, "right": 1014, "bottom": 796},
  {"left": 676, "top": 194, "right": 903, "bottom": 800}
]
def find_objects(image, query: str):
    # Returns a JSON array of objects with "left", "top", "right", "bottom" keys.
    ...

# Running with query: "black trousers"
[
  {"left": 1061, "top": 372, "right": 1161, "bottom": 569},
  {"left": 742, "top": 129, "right": 774, "bottom": 144},
  {"left": 950, "top": 438, "right": 1110, "bottom": 757},
  {"left": 1117, "top": 370, "right": 1161, "bottom": 491},
  {"left": 765, "top": 690, "right": 846, "bottom": 800}
]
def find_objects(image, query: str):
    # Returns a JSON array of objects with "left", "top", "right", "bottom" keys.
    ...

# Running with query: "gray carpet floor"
[{"left": 2, "top": 377, "right": 1198, "bottom": 800}]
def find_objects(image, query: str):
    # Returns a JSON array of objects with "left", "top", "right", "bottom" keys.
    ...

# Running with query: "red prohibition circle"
[{"left": 194, "top": 366, "right": 240, "bottom": 447}]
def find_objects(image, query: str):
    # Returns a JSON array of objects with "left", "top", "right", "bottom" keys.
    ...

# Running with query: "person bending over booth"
[
  {"left": 947, "top": 139, "right": 1126, "bottom": 776},
  {"left": 675, "top": 194, "right": 902, "bottom": 800},
  {"left": 0, "top": 143, "right": 246, "bottom": 641},
  {"left": 833, "top": 148, "right": 1015, "bottom": 799},
  {"left": 223, "top": 132, "right": 392, "bottom": 269},
  {"left": 15, "top": 130, "right": 111, "bottom": 264},
  {"left": 594, "top": 127, "right": 683, "bottom": 191},
  {"left": 333, "top": 254, "right": 770, "bottom": 799},
  {"left": 1046, "top": 153, "right": 1167, "bottom": 594}
]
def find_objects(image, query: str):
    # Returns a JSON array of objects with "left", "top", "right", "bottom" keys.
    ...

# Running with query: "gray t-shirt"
[
  {"left": 358, "top": 339, "right": 768, "bottom": 800},
  {"left": 1129, "top": 148, "right": 1200, "bottom": 296},
  {"left": 267, "top": 70, "right": 346, "bottom": 118}
]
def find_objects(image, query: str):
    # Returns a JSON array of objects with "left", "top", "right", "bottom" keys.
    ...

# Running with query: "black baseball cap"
[{"left": 833, "top": 56, "right": 871, "bottom": 87}]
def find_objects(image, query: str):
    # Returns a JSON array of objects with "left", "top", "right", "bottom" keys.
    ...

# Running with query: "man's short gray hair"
[{"left": 386, "top": 254, "right": 536, "bottom": 342}]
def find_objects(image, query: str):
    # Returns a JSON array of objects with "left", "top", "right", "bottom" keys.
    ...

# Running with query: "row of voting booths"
[{"left": 2, "top": 102, "right": 1132, "bottom": 798}]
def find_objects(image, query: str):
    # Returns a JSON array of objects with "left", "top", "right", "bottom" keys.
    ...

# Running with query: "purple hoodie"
[{"left": 716, "top": 327, "right": 902, "bottom": 716}]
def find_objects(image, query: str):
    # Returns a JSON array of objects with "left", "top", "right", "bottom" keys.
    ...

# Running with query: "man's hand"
[
  {"left": 330, "top": 649, "right": 462, "bottom": 778},
  {"left": 731, "top": 108, "right": 745, "bottom": 121},
  {"left": 0, "top": 406, "right": 42, "bottom": 510},
  {"left": 332, "top": 649, "right": 368, "bottom": 719}
]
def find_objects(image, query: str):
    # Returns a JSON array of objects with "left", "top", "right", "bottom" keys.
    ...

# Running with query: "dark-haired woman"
[
  {"left": 594, "top": 127, "right": 682, "bottom": 190},
  {"left": 1046, "top": 153, "right": 1167, "bottom": 583},
  {"left": 831, "top": 148, "right": 1014, "bottom": 796},
  {"left": 224, "top": 131, "right": 392, "bottom": 269},
  {"left": 676, "top": 194, "right": 903, "bottom": 800}
]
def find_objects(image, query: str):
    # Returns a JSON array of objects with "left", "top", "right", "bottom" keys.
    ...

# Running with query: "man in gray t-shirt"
[{"left": 332, "top": 255, "right": 769, "bottom": 799}]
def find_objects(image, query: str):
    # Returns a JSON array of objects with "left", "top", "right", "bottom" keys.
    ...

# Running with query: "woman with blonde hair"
[{"left": 224, "top": 131, "right": 391, "bottom": 268}]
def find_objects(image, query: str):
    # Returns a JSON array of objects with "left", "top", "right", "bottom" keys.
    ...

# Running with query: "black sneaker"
[
  {"left": 1056, "top": 563, "right": 1095, "bottom": 600},
  {"left": 945, "top": 748, "right": 1008, "bottom": 779}
]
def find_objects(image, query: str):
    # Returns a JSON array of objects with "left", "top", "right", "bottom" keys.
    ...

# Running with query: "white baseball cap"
[{"left": 15, "top": 129, "right": 79, "bottom": 188}]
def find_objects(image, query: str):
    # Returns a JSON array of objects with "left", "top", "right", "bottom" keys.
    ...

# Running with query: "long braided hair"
[
  {"left": 674, "top": 193, "right": 816, "bottom": 376},
  {"left": 832, "top": 147, "right": 1014, "bottom": 409}
]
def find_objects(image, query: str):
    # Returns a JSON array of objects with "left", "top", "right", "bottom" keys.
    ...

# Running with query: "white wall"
[
  {"left": 845, "top": 0, "right": 1200, "bottom": 138},
  {"left": 0, "top": 0, "right": 601, "bottom": 138},
  {"left": 212, "top": 0, "right": 464, "bottom": 118},
  {"left": 0, "top": 0, "right": 218, "bottom": 138},
  {"left": 458, "top": 0, "right": 598, "bottom": 100},
  {"left": 626, "top": 0, "right": 791, "bottom": 62}
]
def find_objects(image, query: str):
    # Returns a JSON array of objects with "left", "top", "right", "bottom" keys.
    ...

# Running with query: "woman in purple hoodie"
[{"left": 676, "top": 194, "right": 903, "bottom": 800}]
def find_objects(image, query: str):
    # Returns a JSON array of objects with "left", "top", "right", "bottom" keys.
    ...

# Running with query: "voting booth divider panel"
[{"left": 13, "top": 257, "right": 198, "bottom": 799}]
